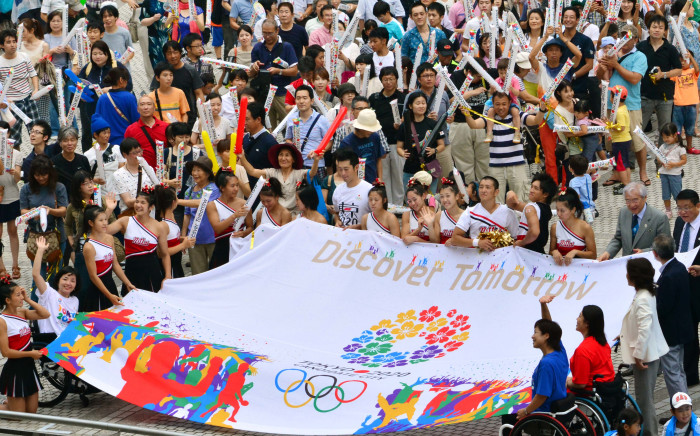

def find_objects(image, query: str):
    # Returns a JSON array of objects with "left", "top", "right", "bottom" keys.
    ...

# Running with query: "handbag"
[
  {"left": 26, "top": 230, "right": 62, "bottom": 263},
  {"left": 410, "top": 122, "right": 441, "bottom": 180}
]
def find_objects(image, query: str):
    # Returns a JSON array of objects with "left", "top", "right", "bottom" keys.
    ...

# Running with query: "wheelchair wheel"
[
  {"left": 566, "top": 407, "right": 597, "bottom": 436},
  {"left": 510, "top": 414, "right": 570, "bottom": 436},
  {"left": 35, "top": 356, "right": 69, "bottom": 407},
  {"left": 575, "top": 397, "right": 609, "bottom": 435}
]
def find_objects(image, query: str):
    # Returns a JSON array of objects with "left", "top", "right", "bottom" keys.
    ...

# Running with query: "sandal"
[
  {"left": 642, "top": 179, "right": 651, "bottom": 186},
  {"left": 11, "top": 266, "right": 19, "bottom": 279},
  {"left": 603, "top": 179, "right": 620, "bottom": 186}
]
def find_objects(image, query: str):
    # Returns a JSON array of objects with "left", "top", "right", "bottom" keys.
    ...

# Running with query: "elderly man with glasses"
[{"left": 597, "top": 181, "right": 671, "bottom": 261}]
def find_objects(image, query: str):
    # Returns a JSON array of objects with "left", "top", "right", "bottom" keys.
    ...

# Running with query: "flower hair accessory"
[
  {"left": 407, "top": 177, "right": 419, "bottom": 187},
  {"left": 141, "top": 185, "right": 155, "bottom": 194},
  {"left": 441, "top": 177, "right": 455, "bottom": 185},
  {"left": 373, "top": 179, "right": 385, "bottom": 186},
  {"left": 219, "top": 166, "right": 233, "bottom": 173},
  {"left": 295, "top": 181, "right": 303, "bottom": 188},
  {"left": 263, "top": 181, "right": 271, "bottom": 187},
  {"left": 0, "top": 275, "right": 11, "bottom": 285}
]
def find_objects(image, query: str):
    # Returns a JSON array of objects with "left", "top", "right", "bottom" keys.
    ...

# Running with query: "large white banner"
[{"left": 45, "top": 219, "right": 696, "bottom": 434}]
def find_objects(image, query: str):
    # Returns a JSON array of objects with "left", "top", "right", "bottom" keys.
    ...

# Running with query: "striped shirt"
[
  {"left": 489, "top": 111, "right": 529, "bottom": 168},
  {"left": 0, "top": 54, "right": 36, "bottom": 101}
]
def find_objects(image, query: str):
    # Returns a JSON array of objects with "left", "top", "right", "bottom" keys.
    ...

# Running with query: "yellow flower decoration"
[
  {"left": 395, "top": 310, "right": 417, "bottom": 324},
  {"left": 426, "top": 317, "right": 448, "bottom": 332},
  {"left": 451, "top": 331, "right": 470, "bottom": 342},
  {"left": 371, "top": 319, "right": 397, "bottom": 331},
  {"left": 390, "top": 321, "right": 425, "bottom": 340}
]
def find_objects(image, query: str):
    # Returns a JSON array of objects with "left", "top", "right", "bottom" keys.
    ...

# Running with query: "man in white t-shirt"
[
  {"left": 448, "top": 176, "right": 519, "bottom": 251},
  {"left": 332, "top": 148, "right": 372, "bottom": 228}
]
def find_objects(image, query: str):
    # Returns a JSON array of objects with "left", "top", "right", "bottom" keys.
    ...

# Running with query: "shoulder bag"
[{"left": 411, "top": 121, "right": 441, "bottom": 180}]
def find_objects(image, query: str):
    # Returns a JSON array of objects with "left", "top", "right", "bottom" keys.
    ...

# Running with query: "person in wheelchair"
[
  {"left": 663, "top": 392, "right": 700, "bottom": 436},
  {"left": 516, "top": 295, "right": 570, "bottom": 419},
  {"left": 32, "top": 236, "right": 80, "bottom": 339},
  {"left": 567, "top": 304, "right": 615, "bottom": 392}
]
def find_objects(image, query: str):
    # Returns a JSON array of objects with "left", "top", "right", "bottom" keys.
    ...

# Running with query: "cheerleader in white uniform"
[
  {"left": 82, "top": 205, "right": 135, "bottom": 312},
  {"left": 256, "top": 178, "right": 292, "bottom": 228},
  {"left": 154, "top": 185, "right": 195, "bottom": 278},
  {"left": 361, "top": 182, "right": 400, "bottom": 236},
  {"left": 0, "top": 275, "right": 49, "bottom": 413},
  {"left": 296, "top": 180, "right": 328, "bottom": 224},
  {"left": 428, "top": 177, "right": 464, "bottom": 245},
  {"left": 207, "top": 168, "right": 252, "bottom": 268},
  {"left": 401, "top": 180, "right": 433, "bottom": 244},
  {"left": 550, "top": 188, "right": 596, "bottom": 266},
  {"left": 106, "top": 187, "right": 171, "bottom": 292}
]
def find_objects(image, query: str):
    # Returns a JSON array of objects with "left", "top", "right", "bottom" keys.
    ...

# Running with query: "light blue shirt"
[
  {"left": 570, "top": 174, "right": 594, "bottom": 209},
  {"left": 230, "top": 0, "right": 254, "bottom": 23},
  {"left": 608, "top": 49, "right": 647, "bottom": 111},
  {"left": 356, "top": 0, "right": 405, "bottom": 20},
  {"left": 284, "top": 110, "right": 331, "bottom": 167},
  {"left": 380, "top": 18, "right": 404, "bottom": 41},
  {"left": 400, "top": 26, "right": 446, "bottom": 65}
]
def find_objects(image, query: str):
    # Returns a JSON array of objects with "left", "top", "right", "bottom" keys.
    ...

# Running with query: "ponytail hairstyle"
[
  {"left": 154, "top": 183, "right": 177, "bottom": 220},
  {"left": 137, "top": 185, "right": 157, "bottom": 207},
  {"left": 573, "top": 98, "right": 592, "bottom": 116},
  {"left": 103, "top": 66, "right": 129, "bottom": 88},
  {"left": 260, "top": 177, "right": 283, "bottom": 199},
  {"left": 554, "top": 187, "right": 584, "bottom": 219},
  {"left": 82, "top": 205, "right": 106, "bottom": 236},
  {"left": 369, "top": 180, "right": 388, "bottom": 210},
  {"left": 406, "top": 177, "right": 427, "bottom": 197},
  {"left": 296, "top": 179, "right": 319, "bottom": 211},
  {"left": 20, "top": 18, "right": 44, "bottom": 39},
  {"left": 439, "top": 176, "right": 460, "bottom": 196},
  {"left": 215, "top": 167, "right": 239, "bottom": 191},
  {"left": 614, "top": 408, "right": 642, "bottom": 435},
  {"left": 467, "top": 181, "right": 480, "bottom": 206},
  {"left": 0, "top": 275, "right": 18, "bottom": 310}
]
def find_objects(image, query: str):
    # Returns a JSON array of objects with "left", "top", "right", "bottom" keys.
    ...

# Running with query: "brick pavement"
[{"left": 0, "top": 4, "right": 698, "bottom": 434}]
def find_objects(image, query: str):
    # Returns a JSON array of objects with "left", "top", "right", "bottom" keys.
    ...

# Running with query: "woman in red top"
[
  {"left": 541, "top": 295, "right": 615, "bottom": 391},
  {"left": 567, "top": 300, "right": 615, "bottom": 390}
]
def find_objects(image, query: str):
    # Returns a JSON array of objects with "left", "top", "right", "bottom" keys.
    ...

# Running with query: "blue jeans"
[
  {"left": 402, "top": 172, "right": 437, "bottom": 196},
  {"left": 660, "top": 173, "right": 682, "bottom": 201},
  {"left": 673, "top": 105, "right": 697, "bottom": 137}
]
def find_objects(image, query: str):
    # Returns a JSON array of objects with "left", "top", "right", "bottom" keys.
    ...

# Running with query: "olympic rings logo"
[{"left": 274, "top": 369, "right": 368, "bottom": 413}]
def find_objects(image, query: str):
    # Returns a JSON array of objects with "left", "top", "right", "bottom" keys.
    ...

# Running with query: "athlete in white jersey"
[
  {"left": 517, "top": 202, "right": 540, "bottom": 240},
  {"left": 439, "top": 209, "right": 459, "bottom": 244},
  {"left": 409, "top": 210, "right": 431, "bottom": 241},
  {"left": 455, "top": 203, "right": 519, "bottom": 239}
]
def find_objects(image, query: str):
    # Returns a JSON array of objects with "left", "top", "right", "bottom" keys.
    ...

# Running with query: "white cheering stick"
[
  {"left": 31, "top": 85, "right": 54, "bottom": 100},
  {"left": 201, "top": 57, "right": 250, "bottom": 71},
  {"left": 394, "top": 43, "right": 403, "bottom": 90},
  {"left": 453, "top": 167, "right": 467, "bottom": 196},
  {"left": 0, "top": 68, "right": 15, "bottom": 107},
  {"left": 16, "top": 23, "right": 23, "bottom": 51},
  {"left": 408, "top": 43, "right": 423, "bottom": 92},
  {"left": 9, "top": 103, "right": 31, "bottom": 125},
  {"left": 137, "top": 157, "right": 161, "bottom": 185},
  {"left": 61, "top": 18, "right": 85, "bottom": 47},
  {"left": 465, "top": 55, "right": 502, "bottom": 92},
  {"left": 553, "top": 125, "right": 608, "bottom": 133},
  {"left": 503, "top": 42, "right": 520, "bottom": 94},
  {"left": 588, "top": 157, "right": 615, "bottom": 170},
  {"left": 234, "top": 178, "right": 266, "bottom": 231},
  {"left": 189, "top": 189, "right": 213, "bottom": 239},
  {"left": 634, "top": 126, "right": 669, "bottom": 164},
  {"left": 272, "top": 108, "right": 298, "bottom": 137}
]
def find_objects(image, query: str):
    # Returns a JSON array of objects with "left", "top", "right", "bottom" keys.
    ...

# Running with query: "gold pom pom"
[{"left": 477, "top": 230, "right": 514, "bottom": 249}]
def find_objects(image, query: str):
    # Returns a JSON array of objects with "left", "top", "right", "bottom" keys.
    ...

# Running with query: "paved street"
[{"left": 0, "top": 4, "right": 699, "bottom": 434}]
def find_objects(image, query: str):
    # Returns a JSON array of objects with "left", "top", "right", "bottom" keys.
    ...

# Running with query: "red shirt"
[
  {"left": 123, "top": 118, "right": 169, "bottom": 168},
  {"left": 569, "top": 336, "right": 615, "bottom": 391},
  {"left": 284, "top": 78, "right": 332, "bottom": 105}
]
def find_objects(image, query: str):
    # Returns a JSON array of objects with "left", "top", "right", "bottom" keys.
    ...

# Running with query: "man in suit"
[
  {"left": 598, "top": 181, "right": 671, "bottom": 260},
  {"left": 674, "top": 189, "right": 700, "bottom": 386},
  {"left": 653, "top": 234, "right": 693, "bottom": 395}
]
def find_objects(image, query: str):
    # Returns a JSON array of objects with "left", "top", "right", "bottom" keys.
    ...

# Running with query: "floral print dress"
[{"left": 140, "top": 0, "right": 169, "bottom": 70}]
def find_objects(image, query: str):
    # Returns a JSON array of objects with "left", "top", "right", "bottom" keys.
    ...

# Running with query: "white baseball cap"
[
  {"left": 515, "top": 52, "right": 531, "bottom": 69},
  {"left": 672, "top": 392, "right": 692, "bottom": 409}
]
